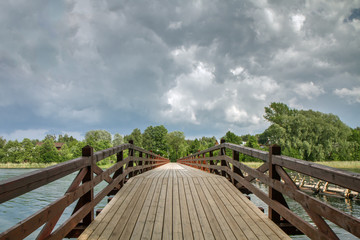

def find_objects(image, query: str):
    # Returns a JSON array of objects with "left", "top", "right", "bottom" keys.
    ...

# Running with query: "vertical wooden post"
[
  {"left": 139, "top": 152, "right": 143, "bottom": 173},
  {"left": 145, "top": 153, "right": 149, "bottom": 170},
  {"left": 128, "top": 140, "right": 134, "bottom": 178},
  {"left": 81, "top": 145, "right": 94, "bottom": 225},
  {"left": 198, "top": 151, "right": 201, "bottom": 170},
  {"left": 202, "top": 153, "right": 207, "bottom": 172},
  {"left": 114, "top": 150, "right": 124, "bottom": 188},
  {"left": 220, "top": 138, "right": 227, "bottom": 177},
  {"left": 209, "top": 151, "right": 214, "bottom": 173},
  {"left": 232, "top": 150, "right": 242, "bottom": 185},
  {"left": 269, "top": 144, "right": 282, "bottom": 223}
]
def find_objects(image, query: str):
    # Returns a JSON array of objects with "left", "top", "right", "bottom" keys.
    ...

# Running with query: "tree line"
[{"left": 0, "top": 103, "right": 359, "bottom": 164}]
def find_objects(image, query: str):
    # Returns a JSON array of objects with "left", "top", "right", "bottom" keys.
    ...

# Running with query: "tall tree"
[
  {"left": 39, "top": 138, "right": 60, "bottom": 163},
  {"left": 223, "top": 131, "right": 242, "bottom": 145},
  {"left": 85, "top": 130, "right": 112, "bottom": 151},
  {"left": 2, "top": 140, "right": 22, "bottom": 163},
  {"left": 124, "top": 128, "right": 143, "bottom": 147},
  {"left": 167, "top": 131, "right": 186, "bottom": 161},
  {"left": 0, "top": 136, "right": 6, "bottom": 149},
  {"left": 142, "top": 125, "right": 168, "bottom": 155},
  {"left": 113, "top": 133, "right": 124, "bottom": 146},
  {"left": 262, "top": 102, "right": 354, "bottom": 161}
]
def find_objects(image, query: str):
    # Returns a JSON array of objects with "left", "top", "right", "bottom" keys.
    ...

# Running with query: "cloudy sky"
[{"left": 1, "top": 0, "right": 360, "bottom": 141}]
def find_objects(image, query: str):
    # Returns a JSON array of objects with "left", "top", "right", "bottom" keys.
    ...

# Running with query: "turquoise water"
[{"left": 0, "top": 169, "right": 359, "bottom": 239}]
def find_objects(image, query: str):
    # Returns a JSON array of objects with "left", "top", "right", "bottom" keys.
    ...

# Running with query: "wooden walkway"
[{"left": 79, "top": 163, "right": 290, "bottom": 240}]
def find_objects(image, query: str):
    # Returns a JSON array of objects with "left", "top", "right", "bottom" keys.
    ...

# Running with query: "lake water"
[{"left": 0, "top": 169, "right": 359, "bottom": 239}]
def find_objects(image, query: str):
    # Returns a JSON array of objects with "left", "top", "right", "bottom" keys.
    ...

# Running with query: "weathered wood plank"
[
  {"left": 78, "top": 163, "right": 296, "bottom": 240},
  {"left": 188, "top": 177, "right": 215, "bottom": 240},
  {"left": 178, "top": 175, "right": 194, "bottom": 240}
]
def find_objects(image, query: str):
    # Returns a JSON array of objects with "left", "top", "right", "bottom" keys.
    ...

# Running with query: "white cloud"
[
  {"left": 168, "top": 21, "right": 182, "bottom": 30},
  {"left": 230, "top": 66, "right": 244, "bottom": 76},
  {"left": 225, "top": 106, "right": 248, "bottom": 123},
  {"left": 294, "top": 82, "right": 325, "bottom": 99},
  {"left": 291, "top": 14, "right": 306, "bottom": 32},
  {"left": 334, "top": 87, "right": 360, "bottom": 103}
]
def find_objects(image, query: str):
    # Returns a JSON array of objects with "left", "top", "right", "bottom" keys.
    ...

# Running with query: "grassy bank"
[
  {"left": 1, "top": 161, "right": 359, "bottom": 172},
  {"left": 243, "top": 161, "right": 360, "bottom": 173},
  {"left": 0, "top": 162, "right": 58, "bottom": 169}
]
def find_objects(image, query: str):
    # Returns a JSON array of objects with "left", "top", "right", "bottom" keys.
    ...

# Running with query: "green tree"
[
  {"left": 262, "top": 103, "right": 353, "bottom": 161},
  {"left": 112, "top": 133, "right": 124, "bottom": 146},
  {"left": 59, "top": 143, "right": 73, "bottom": 162},
  {"left": 70, "top": 141, "right": 87, "bottom": 158},
  {"left": 21, "top": 138, "right": 36, "bottom": 163},
  {"left": 167, "top": 131, "right": 186, "bottom": 161},
  {"left": 85, "top": 130, "right": 112, "bottom": 152},
  {"left": 85, "top": 130, "right": 111, "bottom": 142},
  {"left": 0, "top": 137, "right": 6, "bottom": 162},
  {"left": 43, "top": 134, "right": 57, "bottom": 142},
  {"left": 142, "top": 125, "right": 168, "bottom": 155},
  {"left": 0, "top": 136, "right": 6, "bottom": 149},
  {"left": 39, "top": 139, "right": 60, "bottom": 163},
  {"left": 188, "top": 139, "right": 201, "bottom": 154},
  {"left": 2, "top": 140, "right": 22, "bottom": 163},
  {"left": 124, "top": 128, "right": 143, "bottom": 147},
  {"left": 223, "top": 131, "right": 242, "bottom": 145}
]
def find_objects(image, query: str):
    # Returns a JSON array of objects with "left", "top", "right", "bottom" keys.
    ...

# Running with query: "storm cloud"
[{"left": 1, "top": 0, "right": 360, "bottom": 140}]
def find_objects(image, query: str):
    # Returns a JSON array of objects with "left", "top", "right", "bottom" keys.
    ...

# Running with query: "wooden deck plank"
[
  {"left": 178, "top": 176, "right": 194, "bottom": 240},
  {"left": 149, "top": 173, "right": 167, "bottom": 240},
  {"left": 79, "top": 163, "right": 291, "bottom": 240},
  {"left": 81, "top": 177, "right": 144, "bottom": 240},
  {"left": 119, "top": 177, "right": 156, "bottom": 240},
  {"left": 198, "top": 177, "right": 242, "bottom": 240},
  {"left": 162, "top": 168, "right": 173, "bottom": 240},
  {"left": 207, "top": 177, "right": 263, "bottom": 240},
  {"left": 129, "top": 177, "right": 160, "bottom": 240},
  {"left": 183, "top": 177, "right": 205, "bottom": 240},
  {"left": 192, "top": 177, "right": 226, "bottom": 240},
  {"left": 172, "top": 169, "right": 182, "bottom": 240},
  {"left": 187, "top": 177, "right": 215, "bottom": 240},
  {"left": 219, "top": 178, "right": 290, "bottom": 240},
  {"left": 107, "top": 178, "right": 151, "bottom": 240},
  {"left": 140, "top": 171, "right": 165, "bottom": 240}
]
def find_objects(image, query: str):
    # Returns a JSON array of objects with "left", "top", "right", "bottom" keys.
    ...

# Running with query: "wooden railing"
[
  {"left": 0, "top": 141, "right": 169, "bottom": 240},
  {"left": 177, "top": 140, "right": 360, "bottom": 240}
]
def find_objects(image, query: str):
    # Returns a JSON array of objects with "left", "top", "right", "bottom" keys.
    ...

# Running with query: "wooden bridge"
[{"left": 0, "top": 140, "right": 360, "bottom": 240}]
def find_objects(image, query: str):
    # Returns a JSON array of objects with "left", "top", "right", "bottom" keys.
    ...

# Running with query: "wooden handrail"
[
  {"left": 177, "top": 141, "right": 360, "bottom": 240},
  {"left": 0, "top": 142, "right": 169, "bottom": 240}
]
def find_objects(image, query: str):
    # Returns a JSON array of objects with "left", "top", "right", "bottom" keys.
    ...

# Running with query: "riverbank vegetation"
[{"left": 0, "top": 103, "right": 359, "bottom": 165}]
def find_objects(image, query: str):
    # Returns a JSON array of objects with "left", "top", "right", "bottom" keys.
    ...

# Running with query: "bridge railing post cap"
[
  {"left": 270, "top": 144, "right": 281, "bottom": 155},
  {"left": 220, "top": 138, "right": 226, "bottom": 144},
  {"left": 82, "top": 145, "right": 93, "bottom": 157}
]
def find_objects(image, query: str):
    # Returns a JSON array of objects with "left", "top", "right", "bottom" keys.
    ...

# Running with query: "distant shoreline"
[{"left": 0, "top": 161, "right": 359, "bottom": 172}]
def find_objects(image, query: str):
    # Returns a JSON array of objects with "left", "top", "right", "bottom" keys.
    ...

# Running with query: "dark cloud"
[
  {"left": 0, "top": 0, "right": 360, "bottom": 140},
  {"left": 345, "top": 8, "right": 360, "bottom": 22}
]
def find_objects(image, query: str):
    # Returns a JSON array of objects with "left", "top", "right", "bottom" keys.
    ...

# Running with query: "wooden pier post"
[
  {"left": 268, "top": 144, "right": 282, "bottom": 223},
  {"left": 220, "top": 138, "right": 227, "bottom": 178},
  {"left": 128, "top": 140, "right": 134, "bottom": 178},
  {"left": 81, "top": 145, "right": 94, "bottom": 225}
]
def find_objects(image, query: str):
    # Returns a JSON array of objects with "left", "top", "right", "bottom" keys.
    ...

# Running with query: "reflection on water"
[
  {"left": 0, "top": 169, "right": 108, "bottom": 239},
  {"left": 249, "top": 181, "right": 360, "bottom": 240}
]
